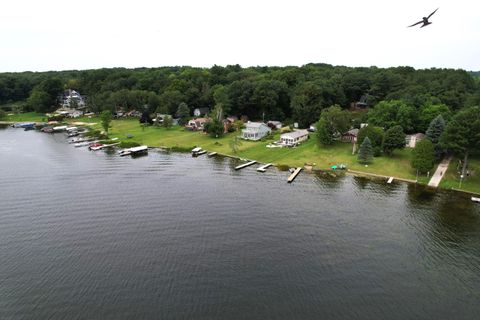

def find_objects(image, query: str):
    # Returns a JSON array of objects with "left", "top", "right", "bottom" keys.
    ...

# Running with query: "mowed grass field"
[
  {"left": 4, "top": 113, "right": 437, "bottom": 182},
  {"left": 104, "top": 119, "right": 422, "bottom": 180}
]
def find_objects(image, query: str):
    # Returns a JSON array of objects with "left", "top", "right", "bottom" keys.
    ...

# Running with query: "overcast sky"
[{"left": 0, "top": 0, "right": 479, "bottom": 72}]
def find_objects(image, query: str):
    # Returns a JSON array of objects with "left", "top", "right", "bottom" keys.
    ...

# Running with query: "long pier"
[
  {"left": 257, "top": 163, "right": 272, "bottom": 172},
  {"left": 235, "top": 161, "right": 256, "bottom": 170},
  {"left": 287, "top": 168, "right": 302, "bottom": 183}
]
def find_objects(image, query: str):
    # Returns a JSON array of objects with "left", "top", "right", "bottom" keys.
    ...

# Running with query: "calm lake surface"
[{"left": 1, "top": 127, "right": 480, "bottom": 320}]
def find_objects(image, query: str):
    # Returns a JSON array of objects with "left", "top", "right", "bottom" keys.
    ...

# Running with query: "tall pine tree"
[
  {"left": 426, "top": 115, "right": 446, "bottom": 160},
  {"left": 358, "top": 136, "right": 373, "bottom": 164}
]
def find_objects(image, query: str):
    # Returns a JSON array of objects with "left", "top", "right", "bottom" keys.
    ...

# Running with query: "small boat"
[
  {"left": 88, "top": 143, "right": 103, "bottom": 150},
  {"left": 471, "top": 197, "right": 480, "bottom": 203},
  {"left": 192, "top": 147, "right": 203, "bottom": 157},
  {"left": 53, "top": 125, "right": 68, "bottom": 132},
  {"left": 67, "top": 131, "right": 79, "bottom": 137},
  {"left": 13, "top": 122, "right": 36, "bottom": 129}
]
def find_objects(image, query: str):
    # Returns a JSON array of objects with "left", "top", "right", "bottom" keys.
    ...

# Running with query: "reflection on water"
[{"left": 1, "top": 127, "right": 480, "bottom": 320}]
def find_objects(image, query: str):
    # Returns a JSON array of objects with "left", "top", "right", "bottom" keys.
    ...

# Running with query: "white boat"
[
  {"left": 53, "top": 125, "right": 68, "bottom": 132},
  {"left": 471, "top": 197, "right": 480, "bottom": 203},
  {"left": 192, "top": 147, "right": 203, "bottom": 156}
]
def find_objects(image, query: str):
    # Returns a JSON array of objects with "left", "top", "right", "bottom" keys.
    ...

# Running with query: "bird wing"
[
  {"left": 427, "top": 8, "right": 439, "bottom": 19},
  {"left": 408, "top": 20, "right": 423, "bottom": 27}
]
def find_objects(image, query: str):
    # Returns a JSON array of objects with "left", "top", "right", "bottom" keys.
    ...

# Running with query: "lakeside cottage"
[
  {"left": 267, "top": 121, "right": 282, "bottom": 130},
  {"left": 342, "top": 128, "right": 359, "bottom": 143},
  {"left": 241, "top": 122, "right": 271, "bottom": 141},
  {"left": 405, "top": 133, "right": 425, "bottom": 148},
  {"left": 186, "top": 117, "right": 209, "bottom": 131},
  {"left": 279, "top": 129, "right": 309, "bottom": 146}
]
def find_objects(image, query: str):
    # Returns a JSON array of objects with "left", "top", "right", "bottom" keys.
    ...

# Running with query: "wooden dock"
[
  {"left": 257, "top": 163, "right": 272, "bottom": 172},
  {"left": 387, "top": 177, "right": 394, "bottom": 184},
  {"left": 235, "top": 161, "right": 256, "bottom": 170},
  {"left": 207, "top": 152, "right": 217, "bottom": 157},
  {"left": 287, "top": 168, "right": 302, "bottom": 183}
]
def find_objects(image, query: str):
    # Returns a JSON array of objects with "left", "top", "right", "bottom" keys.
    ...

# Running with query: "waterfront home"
[
  {"left": 223, "top": 116, "right": 238, "bottom": 133},
  {"left": 279, "top": 129, "right": 309, "bottom": 146},
  {"left": 267, "top": 121, "right": 282, "bottom": 130},
  {"left": 61, "top": 89, "right": 86, "bottom": 108},
  {"left": 405, "top": 133, "right": 425, "bottom": 148},
  {"left": 193, "top": 108, "right": 209, "bottom": 117},
  {"left": 342, "top": 128, "right": 359, "bottom": 143},
  {"left": 241, "top": 122, "right": 271, "bottom": 141},
  {"left": 186, "top": 117, "right": 209, "bottom": 131}
]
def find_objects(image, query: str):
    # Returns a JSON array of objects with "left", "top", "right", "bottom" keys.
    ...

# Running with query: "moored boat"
[
  {"left": 471, "top": 197, "right": 480, "bottom": 203},
  {"left": 192, "top": 147, "right": 203, "bottom": 157}
]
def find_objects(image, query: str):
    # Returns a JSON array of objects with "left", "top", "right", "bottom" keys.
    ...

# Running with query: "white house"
[
  {"left": 62, "top": 89, "right": 86, "bottom": 108},
  {"left": 406, "top": 133, "right": 425, "bottom": 148},
  {"left": 279, "top": 129, "right": 309, "bottom": 146},
  {"left": 241, "top": 122, "right": 271, "bottom": 141}
]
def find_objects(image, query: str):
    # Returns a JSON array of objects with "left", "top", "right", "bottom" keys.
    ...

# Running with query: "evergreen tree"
[
  {"left": 426, "top": 114, "right": 446, "bottom": 160},
  {"left": 176, "top": 102, "right": 190, "bottom": 125},
  {"left": 358, "top": 137, "right": 373, "bottom": 164},
  {"left": 382, "top": 125, "right": 406, "bottom": 156},
  {"left": 411, "top": 139, "right": 435, "bottom": 174},
  {"left": 357, "top": 126, "right": 384, "bottom": 156}
]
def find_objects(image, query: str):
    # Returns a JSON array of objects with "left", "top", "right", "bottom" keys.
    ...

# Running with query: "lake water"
[{"left": 1, "top": 127, "right": 480, "bottom": 320}]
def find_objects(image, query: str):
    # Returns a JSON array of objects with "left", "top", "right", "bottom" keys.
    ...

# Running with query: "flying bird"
[{"left": 408, "top": 8, "right": 439, "bottom": 28}]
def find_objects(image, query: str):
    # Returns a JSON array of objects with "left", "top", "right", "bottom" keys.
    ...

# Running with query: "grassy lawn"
[
  {"left": 2, "top": 114, "right": 446, "bottom": 183},
  {"left": 440, "top": 156, "right": 480, "bottom": 194},
  {"left": 102, "top": 119, "right": 420, "bottom": 180},
  {"left": 3, "top": 112, "right": 46, "bottom": 122}
]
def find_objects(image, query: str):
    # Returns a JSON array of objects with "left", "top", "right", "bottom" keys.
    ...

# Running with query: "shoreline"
[{"left": 2, "top": 119, "right": 478, "bottom": 196}]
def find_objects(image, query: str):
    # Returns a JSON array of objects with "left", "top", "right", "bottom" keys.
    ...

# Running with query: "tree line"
[{"left": 1, "top": 64, "right": 479, "bottom": 131}]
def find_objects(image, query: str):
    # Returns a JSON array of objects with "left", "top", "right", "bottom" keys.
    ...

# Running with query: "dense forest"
[{"left": 1, "top": 64, "right": 479, "bottom": 133}]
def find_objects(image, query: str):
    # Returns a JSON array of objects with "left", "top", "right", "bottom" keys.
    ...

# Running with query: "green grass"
[
  {"left": 99, "top": 119, "right": 421, "bottom": 180},
  {"left": 4, "top": 112, "right": 46, "bottom": 122},
  {"left": 440, "top": 156, "right": 480, "bottom": 194},
  {"left": 3, "top": 114, "right": 460, "bottom": 185}
]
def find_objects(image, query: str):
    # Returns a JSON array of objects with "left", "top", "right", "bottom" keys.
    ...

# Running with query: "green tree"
[
  {"left": 204, "top": 119, "right": 224, "bottom": 138},
  {"left": 358, "top": 137, "right": 373, "bottom": 164},
  {"left": 233, "top": 120, "right": 244, "bottom": 131},
  {"left": 100, "top": 110, "right": 113, "bottom": 135},
  {"left": 426, "top": 114, "right": 446, "bottom": 160},
  {"left": 162, "top": 115, "right": 173, "bottom": 129},
  {"left": 411, "top": 139, "right": 435, "bottom": 174},
  {"left": 27, "top": 89, "right": 52, "bottom": 113},
  {"left": 316, "top": 118, "right": 333, "bottom": 145},
  {"left": 0, "top": 109, "right": 6, "bottom": 120},
  {"left": 382, "top": 125, "right": 406, "bottom": 156},
  {"left": 320, "top": 105, "right": 351, "bottom": 136},
  {"left": 440, "top": 106, "right": 480, "bottom": 178},
  {"left": 229, "top": 135, "right": 243, "bottom": 154},
  {"left": 357, "top": 126, "right": 384, "bottom": 156},
  {"left": 418, "top": 104, "right": 451, "bottom": 132},
  {"left": 176, "top": 102, "right": 190, "bottom": 125}
]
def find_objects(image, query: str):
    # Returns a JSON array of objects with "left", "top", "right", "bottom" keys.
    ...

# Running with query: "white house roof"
[
  {"left": 245, "top": 122, "right": 269, "bottom": 129},
  {"left": 281, "top": 129, "right": 309, "bottom": 139}
]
